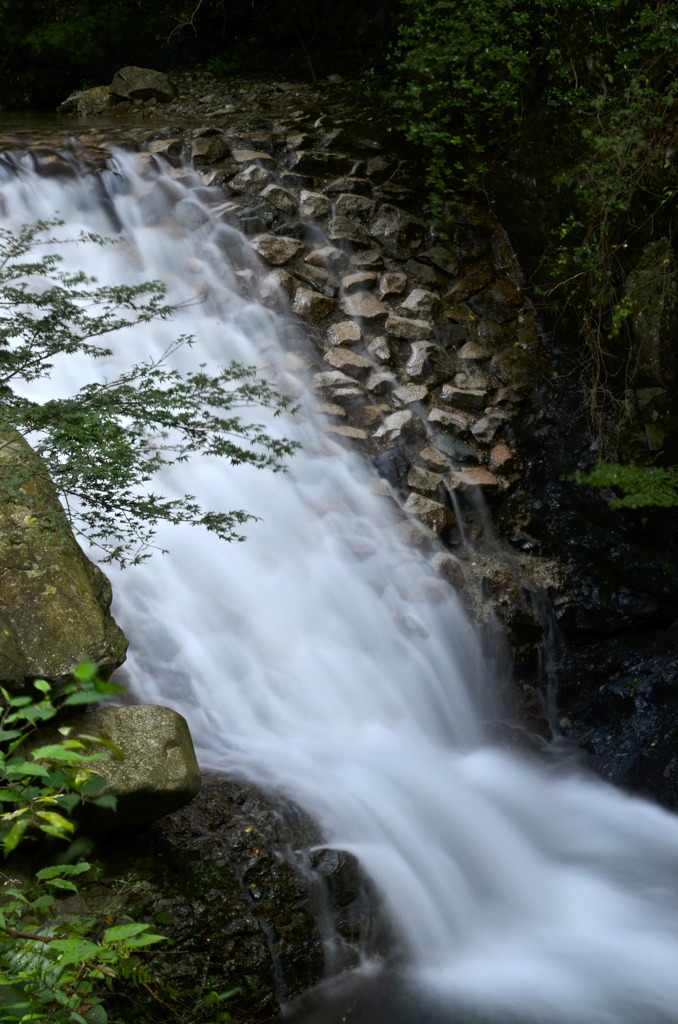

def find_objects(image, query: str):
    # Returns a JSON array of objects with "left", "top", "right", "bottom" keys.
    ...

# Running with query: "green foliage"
[
  {"left": 392, "top": 0, "right": 678, "bottom": 445},
  {"left": 0, "top": 219, "right": 299, "bottom": 566},
  {"left": 568, "top": 461, "right": 678, "bottom": 508},
  {"left": 201, "top": 988, "right": 242, "bottom": 1024},
  {"left": 0, "top": 668, "right": 166, "bottom": 1024}
]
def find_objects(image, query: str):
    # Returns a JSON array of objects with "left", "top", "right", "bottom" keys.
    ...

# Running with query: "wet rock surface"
[{"left": 84, "top": 775, "right": 382, "bottom": 1023}]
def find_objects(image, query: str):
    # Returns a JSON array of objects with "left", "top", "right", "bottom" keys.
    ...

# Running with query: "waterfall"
[{"left": 2, "top": 147, "right": 678, "bottom": 1024}]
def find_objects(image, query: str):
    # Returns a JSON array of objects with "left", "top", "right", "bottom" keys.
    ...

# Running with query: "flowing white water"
[{"left": 3, "top": 148, "right": 678, "bottom": 1024}]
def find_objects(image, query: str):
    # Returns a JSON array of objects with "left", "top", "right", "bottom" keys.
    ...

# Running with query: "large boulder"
[
  {"left": 0, "top": 432, "right": 127, "bottom": 691},
  {"left": 67, "top": 704, "right": 201, "bottom": 831},
  {"left": 110, "top": 66, "right": 176, "bottom": 103}
]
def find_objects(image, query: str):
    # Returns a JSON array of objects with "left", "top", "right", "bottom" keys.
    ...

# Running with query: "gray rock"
[
  {"left": 299, "top": 190, "right": 332, "bottom": 218},
  {"left": 470, "top": 412, "right": 509, "bottom": 444},
  {"left": 326, "top": 425, "right": 370, "bottom": 440},
  {"left": 110, "top": 67, "right": 176, "bottom": 103},
  {"left": 431, "top": 551, "right": 465, "bottom": 587},
  {"left": 58, "top": 85, "right": 115, "bottom": 116},
  {"left": 449, "top": 467, "right": 508, "bottom": 491},
  {"left": 174, "top": 198, "right": 210, "bottom": 231},
  {"left": 313, "top": 371, "right": 364, "bottom": 399},
  {"left": 369, "top": 205, "right": 423, "bottom": 255},
  {"left": 399, "top": 288, "right": 440, "bottom": 319},
  {"left": 329, "top": 216, "right": 371, "bottom": 246},
  {"left": 261, "top": 184, "right": 298, "bottom": 214},
  {"left": 367, "top": 336, "right": 391, "bottom": 363},
  {"left": 365, "top": 371, "right": 396, "bottom": 395},
  {"left": 147, "top": 138, "right": 184, "bottom": 159},
  {"left": 393, "top": 383, "right": 428, "bottom": 405},
  {"left": 341, "top": 292, "right": 387, "bottom": 320},
  {"left": 292, "top": 287, "right": 336, "bottom": 322},
  {"left": 439, "top": 385, "right": 487, "bottom": 411},
  {"left": 231, "top": 149, "right": 275, "bottom": 166},
  {"left": 374, "top": 410, "right": 421, "bottom": 443},
  {"left": 305, "top": 245, "right": 350, "bottom": 273},
  {"left": 385, "top": 314, "right": 431, "bottom": 340},
  {"left": 379, "top": 272, "right": 407, "bottom": 298},
  {"left": 63, "top": 704, "right": 201, "bottom": 832},
  {"left": 407, "top": 466, "right": 442, "bottom": 497},
  {"left": 406, "top": 342, "right": 436, "bottom": 379},
  {"left": 341, "top": 271, "right": 377, "bottom": 293},
  {"left": 228, "top": 165, "right": 271, "bottom": 194},
  {"left": 402, "top": 493, "right": 454, "bottom": 533},
  {"left": 251, "top": 235, "right": 304, "bottom": 265},
  {"left": 334, "top": 194, "right": 375, "bottom": 218},
  {"left": 327, "top": 321, "right": 362, "bottom": 345},
  {"left": 428, "top": 407, "right": 474, "bottom": 433},
  {"left": 458, "top": 339, "right": 492, "bottom": 360},
  {"left": 190, "top": 136, "right": 230, "bottom": 163},
  {"left": 323, "top": 348, "right": 372, "bottom": 374}
]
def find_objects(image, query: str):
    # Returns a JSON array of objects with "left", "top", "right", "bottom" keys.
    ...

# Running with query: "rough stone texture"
[
  {"left": 328, "top": 320, "right": 361, "bottom": 345},
  {"left": 407, "top": 466, "right": 442, "bottom": 497},
  {"left": 262, "top": 184, "right": 298, "bottom": 213},
  {"left": 299, "top": 190, "right": 332, "bottom": 218},
  {"left": 54, "top": 704, "right": 200, "bottom": 832},
  {"left": 341, "top": 292, "right": 387, "bottom": 320},
  {"left": 449, "top": 467, "right": 507, "bottom": 491},
  {"left": 251, "top": 234, "right": 304, "bottom": 265},
  {"left": 374, "top": 410, "right": 419, "bottom": 443},
  {"left": 440, "top": 385, "right": 487, "bottom": 411},
  {"left": 342, "top": 271, "right": 377, "bottom": 293},
  {"left": 110, "top": 67, "right": 176, "bottom": 103},
  {"left": 402, "top": 493, "right": 454, "bottom": 533},
  {"left": 323, "top": 347, "right": 372, "bottom": 373},
  {"left": 329, "top": 216, "right": 371, "bottom": 246},
  {"left": 190, "top": 135, "right": 230, "bottom": 163},
  {"left": 399, "top": 288, "right": 440, "bottom": 319},
  {"left": 292, "top": 287, "right": 336, "bottom": 322},
  {"left": 305, "top": 245, "right": 349, "bottom": 273},
  {"left": 385, "top": 314, "right": 431, "bottom": 340},
  {"left": 228, "top": 165, "right": 271, "bottom": 193},
  {"left": 77, "top": 776, "right": 383, "bottom": 1022},
  {"left": 393, "top": 383, "right": 428, "bottom": 405},
  {"left": 379, "top": 272, "right": 407, "bottom": 298},
  {"left": 57, "top": 86, "right": 115, "bottom": 116},
  {"left": 0, "top": 432, "right": 127, "bottom": 692}
]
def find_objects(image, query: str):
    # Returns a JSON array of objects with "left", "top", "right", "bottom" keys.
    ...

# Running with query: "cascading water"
[{"left": 2, "top": 147, "right": 678, "bottom": 1024}]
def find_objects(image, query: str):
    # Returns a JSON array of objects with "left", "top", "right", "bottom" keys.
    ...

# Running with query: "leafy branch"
[{"left": 0, "top": 219, "right": 300, "bottom": 566}]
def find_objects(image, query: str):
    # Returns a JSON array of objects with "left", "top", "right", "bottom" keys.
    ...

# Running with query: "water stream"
[{"left": 2, "top": 148, "right": 678, "bottom": 1024}]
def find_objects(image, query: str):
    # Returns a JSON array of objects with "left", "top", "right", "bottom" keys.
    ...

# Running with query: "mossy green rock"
[{"left": 0, "top": 432, "right": 127, "bottom": 691}]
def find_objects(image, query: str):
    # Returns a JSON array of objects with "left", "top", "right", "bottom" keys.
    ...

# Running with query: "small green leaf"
[
  {"left": 93, "top": 795, "right": 117, "bottom": 811},
  {"left": 103, "top": 922, "right": 153, "bottom": 943},
  {"left": 37, "top": 862, "right": 91, "bottom": 880},
  {"left": 37, "top": 810, "right": 75, "bottom": 832},
  {"left": 3, "top": 817, "right": 30, "bottom": 855},
  {"left": 72, "top": 660, "right": 99, "bottom": 683}
]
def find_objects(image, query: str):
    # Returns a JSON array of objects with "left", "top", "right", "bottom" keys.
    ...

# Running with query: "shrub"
[{"left": 0, "top": 664, "right": 166, "bottom": 1024}]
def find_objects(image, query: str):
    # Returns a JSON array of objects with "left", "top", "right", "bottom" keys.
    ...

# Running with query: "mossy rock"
[{"left": 0, "top": 431, "right": 127, "bottom": 691}]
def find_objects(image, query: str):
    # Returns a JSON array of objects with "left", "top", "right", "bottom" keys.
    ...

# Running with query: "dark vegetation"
[{"left": 0, "top": 0, "right": 396, "bottom": 107}]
